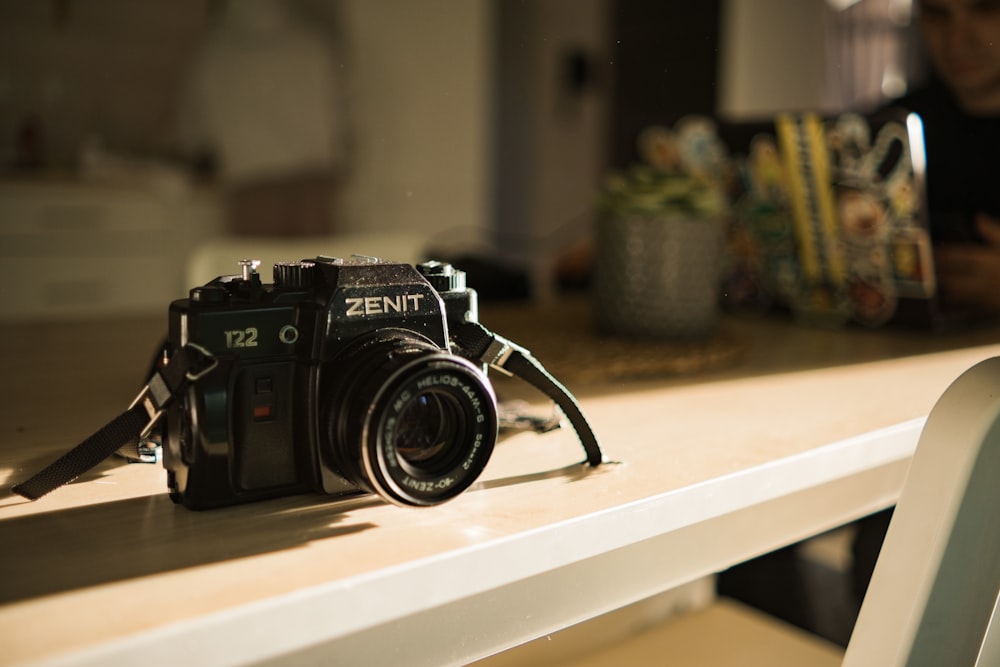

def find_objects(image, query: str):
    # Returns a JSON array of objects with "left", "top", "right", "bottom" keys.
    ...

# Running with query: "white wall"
[
  {"left": 0, "top": 1, "right": 211, "bottom": 168},
  {"left": 339, "top": 0, "right": 492, "bottom": 241},
  {"left": 494, "top": 0, "right": 610, "bottom": 292}
]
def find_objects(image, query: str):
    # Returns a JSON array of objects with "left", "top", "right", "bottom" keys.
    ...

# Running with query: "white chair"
[
  {"left": 476, "top": 356, "right": 1000, "bottom": 666},
  {"left": 844, "top": 355, "right": 1000, "bottom": 666}
]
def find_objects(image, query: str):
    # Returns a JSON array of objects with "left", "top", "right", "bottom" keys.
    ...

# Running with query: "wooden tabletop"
[{"left": 1, "top": 306, "right": 998, "bottom": 666}]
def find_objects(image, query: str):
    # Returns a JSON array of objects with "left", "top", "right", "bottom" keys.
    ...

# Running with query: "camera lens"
[{"left": 321, "top": 331, "right": 498, "bottom": 506}]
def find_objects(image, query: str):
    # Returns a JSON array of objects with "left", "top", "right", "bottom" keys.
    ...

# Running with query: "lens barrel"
[{"left": 321, "top": 331, "right": 498, "bottom": 506}]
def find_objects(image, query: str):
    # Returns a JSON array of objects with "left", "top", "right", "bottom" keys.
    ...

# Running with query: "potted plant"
[{"left": 593, "top": 121, "right": 732, "bottom": 338}]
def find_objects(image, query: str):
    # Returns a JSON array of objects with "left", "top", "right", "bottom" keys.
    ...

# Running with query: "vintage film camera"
[{"left": 163, "top": 256, "right": 602, "bottom": 509}]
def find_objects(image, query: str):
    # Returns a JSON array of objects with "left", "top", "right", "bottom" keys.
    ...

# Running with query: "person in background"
[
  {"left": 722, "top": 2, "right": 1000, "bottom": 644},
  {"left": 851, "top": 0, "right": 1000, "bottom": 625},
  {"left": 896, "top": 0, "right": 1000, "bottom": 313}
]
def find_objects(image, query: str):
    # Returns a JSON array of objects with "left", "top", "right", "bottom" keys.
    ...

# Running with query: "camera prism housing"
[{"left": 164, "top": 257, "right": 499, "bottom": 509}]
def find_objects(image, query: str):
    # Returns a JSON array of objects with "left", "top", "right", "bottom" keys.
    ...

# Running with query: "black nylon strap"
[
  {"left": 453, "top": 322, "right": 605, "bottom": 467},
  {"left": 11, "top": 343, "right": 217, "bottom": 501},
  {"left": 11, "top": 406, "right": 150, "bottom": 500},
  {"left": 501, "top": 349, "right": 604, "bottom": 466}
]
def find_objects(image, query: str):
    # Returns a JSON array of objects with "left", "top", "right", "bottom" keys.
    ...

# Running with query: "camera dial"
[
  {"left": 273, "top": 261, "right": 316, "bottom": 289},
  {"left": 417, "top": 261, "right": 466, "bottom": 292}
]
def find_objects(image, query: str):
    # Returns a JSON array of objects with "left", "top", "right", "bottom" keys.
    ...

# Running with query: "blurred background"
[{"left": 0, "top": 0, "right": 924, "bottom": 319}]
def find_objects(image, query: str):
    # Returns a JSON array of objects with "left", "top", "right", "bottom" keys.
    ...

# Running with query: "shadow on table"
[
  {"left": 0, "top": 489, "right": 380, "bottom": 604},
  {"left": 0, "top": 443, "right": 615, "bottom": 604},
  {"left": 471, "top": 459, "right": 620, "bottom": 492}
]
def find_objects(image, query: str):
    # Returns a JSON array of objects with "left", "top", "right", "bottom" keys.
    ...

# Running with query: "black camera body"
[{"left": 164, "top": 257, "right": 500, "bottom": 510}]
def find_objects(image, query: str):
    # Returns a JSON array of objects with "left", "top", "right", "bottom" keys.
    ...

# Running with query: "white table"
[{"left": 1, "top": 309, "right": 998, "bottom": 666}]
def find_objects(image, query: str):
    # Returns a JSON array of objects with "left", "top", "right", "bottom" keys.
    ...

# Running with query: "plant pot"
[{"left": 593, "top": 214, "right": 726, "bottom": 338}]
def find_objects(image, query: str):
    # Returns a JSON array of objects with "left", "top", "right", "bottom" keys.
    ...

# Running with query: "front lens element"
[{"left": 393, "top": 390, "right": 466, "bottom": 473}]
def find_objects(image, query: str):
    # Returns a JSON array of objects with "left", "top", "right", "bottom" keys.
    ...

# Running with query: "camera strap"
[
  {"left": 11, "top": 344, "right": 218, "bottom": 501},
  {"left": 453, "top": 322, "right": 605, "bottom": 467}
]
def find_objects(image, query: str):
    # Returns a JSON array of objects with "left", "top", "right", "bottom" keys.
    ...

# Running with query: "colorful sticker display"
[{"left": 729, "top": 111, "right": 936, "bottom": 327}]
